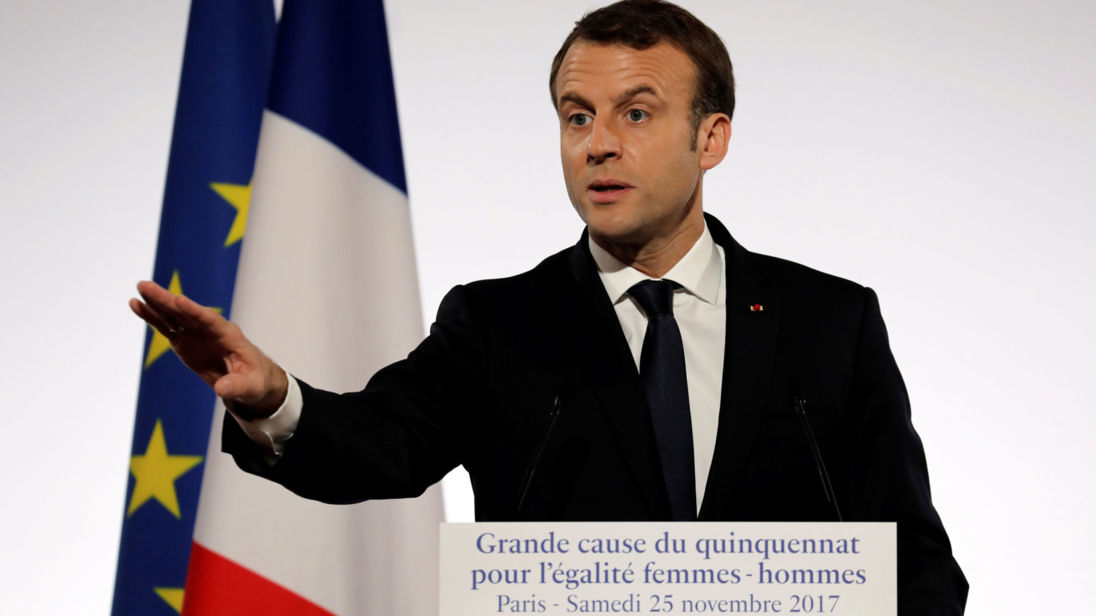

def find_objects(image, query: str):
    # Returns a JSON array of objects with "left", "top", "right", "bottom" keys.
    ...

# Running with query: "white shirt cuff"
[{"left": 226, "top": 367, "right": 302, "bottom": 461}]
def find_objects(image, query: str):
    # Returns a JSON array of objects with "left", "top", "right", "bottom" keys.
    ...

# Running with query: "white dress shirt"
[
  {"left": 232, "top": 224, "right": 728, "bottom": 511},
  {"left": 587, "top": 224, "right": 726, "bottom": 509}
]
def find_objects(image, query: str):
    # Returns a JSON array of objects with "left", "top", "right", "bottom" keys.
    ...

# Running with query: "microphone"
[
  {"left": 792, "top": 381, "right": 843, "bottom": 522},
  {"left": 516, "top": 373, "right": 576, "bottom": 513}
]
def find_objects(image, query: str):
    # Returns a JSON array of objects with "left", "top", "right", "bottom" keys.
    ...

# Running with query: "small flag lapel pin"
[{"left": 749, "top": 304, "right": 764, "bottom": 312}]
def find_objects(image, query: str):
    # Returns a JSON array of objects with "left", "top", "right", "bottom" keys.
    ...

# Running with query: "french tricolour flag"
[{"left": 182, "top": 1, "right": 441, "bottom": 613}]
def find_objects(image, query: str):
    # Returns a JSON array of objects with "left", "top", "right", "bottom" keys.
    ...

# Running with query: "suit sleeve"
[
  {"left": 221, "top": 284, "right": 485, "bottom": 504},
  {"left": 846, "top": 288, "right": 968, "bottom": 615}
]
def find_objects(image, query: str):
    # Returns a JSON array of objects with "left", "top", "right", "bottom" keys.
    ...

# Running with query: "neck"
[{"left": 592, "top": 213, "right": 705, "bottom": 278}]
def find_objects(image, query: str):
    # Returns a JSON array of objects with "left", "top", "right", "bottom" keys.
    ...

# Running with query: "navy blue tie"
[{"left": 629, "top": 279, "right": 696, "bottom": 521}]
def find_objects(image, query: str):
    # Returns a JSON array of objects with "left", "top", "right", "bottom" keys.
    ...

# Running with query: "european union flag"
[{"left": 112, "top": 1, "right": 275, "bottom": 613}]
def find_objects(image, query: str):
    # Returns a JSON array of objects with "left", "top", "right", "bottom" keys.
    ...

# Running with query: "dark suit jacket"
[{"left": 224, "top": 214, "right": 967, "bottom": 614}]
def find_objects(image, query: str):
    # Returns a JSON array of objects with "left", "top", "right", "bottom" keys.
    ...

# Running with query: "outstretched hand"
[{"left": 129, "top": 280, "right": 288, "bottom": 417}]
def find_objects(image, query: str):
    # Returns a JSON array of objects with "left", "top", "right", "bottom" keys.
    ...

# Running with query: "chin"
[
  {"left": 586, "top": 220, "right": 649, "bottom": 246},
  {"left": 577, "top": 201, "right": 650, "bottom": 244}
]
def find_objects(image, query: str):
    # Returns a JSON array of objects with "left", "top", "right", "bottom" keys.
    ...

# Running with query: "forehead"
[{"left": 554, "top": 41, "right": 697, "bottom": 104}]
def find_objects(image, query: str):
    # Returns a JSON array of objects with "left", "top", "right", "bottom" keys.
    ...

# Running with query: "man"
[{"left": 131, "top": 1, "right": 967, "bottom": 612}]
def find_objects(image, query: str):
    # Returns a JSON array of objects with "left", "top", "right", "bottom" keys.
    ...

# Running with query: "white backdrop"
[{"left": 1, "top": 1, "right": 1093, "bottom": 613}]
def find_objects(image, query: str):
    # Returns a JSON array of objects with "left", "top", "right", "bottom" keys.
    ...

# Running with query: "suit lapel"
[
  {"left": 567, "top": 236, "right": 670, "bottom": 519},
  {"left": 699, "top": 215, "right": 781, "bottom": 520}
]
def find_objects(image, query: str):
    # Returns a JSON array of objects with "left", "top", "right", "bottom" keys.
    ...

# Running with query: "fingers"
[
  {"left": 172, "top": 291, "right": 228, "bottom": 332},
  {"left": 136, "top": 281, "right": 188, "bottom": 330},
  {"left": 129, "top": 297, "right": 173, "bottom": 334},
  {"left": 130, "top": 293, "right": 190, "bottom": 338},
  {"left": 134, "top": 280, "right": 225, "bottom": 336},
  {"left": 135, "top": 280, "right": 176, "bottom": 311}
]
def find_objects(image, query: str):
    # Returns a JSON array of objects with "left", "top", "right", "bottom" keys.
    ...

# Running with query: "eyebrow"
[
  {"left": 613, "top": 85, "right": 658, "bottom": 106},
  {"left": 557, "top": 85, "right": 660, "bottom": 111},
  {"left": 558, "top": 92, "right": 593, "bottom": 110}
]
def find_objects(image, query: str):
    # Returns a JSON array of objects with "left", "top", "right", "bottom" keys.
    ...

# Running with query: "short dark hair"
[{"left": 549, "top": 0, "right": 736, "bottom": 131}]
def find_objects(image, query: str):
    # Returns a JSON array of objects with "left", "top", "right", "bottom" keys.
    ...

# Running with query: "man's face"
[{"left": 555, "top": 41, "right": 718, "bottom": 251}]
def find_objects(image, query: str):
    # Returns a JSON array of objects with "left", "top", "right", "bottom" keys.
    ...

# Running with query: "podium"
[{"left": 439, "top": 522, "right": 895, "bottom": 615}]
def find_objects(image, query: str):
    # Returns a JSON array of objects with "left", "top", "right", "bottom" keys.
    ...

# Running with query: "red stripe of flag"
[{"left": 182, "top": 542, "right": 334, "bottom": 615}]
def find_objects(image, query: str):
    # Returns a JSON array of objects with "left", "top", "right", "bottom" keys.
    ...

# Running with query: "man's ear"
[{"left": 697, "top": 113, "right": 731, "bottom": 170}]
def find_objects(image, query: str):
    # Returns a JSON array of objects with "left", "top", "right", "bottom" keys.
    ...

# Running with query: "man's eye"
[
  {"left": 569, "top": 113, "right": 591, "bottom": 126},
  {"left": 627, "top": 109, "right": 648, "bottom": 122}
]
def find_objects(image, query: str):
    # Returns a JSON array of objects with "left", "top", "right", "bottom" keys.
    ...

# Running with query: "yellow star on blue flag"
[
  {"left": 127, "top": 419, "right": 202, "bottom": 518},
  {"left": 210, "top": 181, "right": 251, "bottom": 247},
  {"left": 154, "top": 587, "right": 184, "bottom": 613}
]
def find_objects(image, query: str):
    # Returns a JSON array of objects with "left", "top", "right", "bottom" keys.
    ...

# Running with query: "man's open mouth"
[{"left": 589, "top": 181, "right": 629, "bottom": 192}]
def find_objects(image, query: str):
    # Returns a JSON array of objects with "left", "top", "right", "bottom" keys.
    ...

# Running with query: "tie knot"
[{"left": 629, "top": 279, "right": 680, "bottom": 316}]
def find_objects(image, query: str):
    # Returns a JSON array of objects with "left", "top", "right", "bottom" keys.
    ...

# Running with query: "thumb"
[
  {"left": 213, "top": 369, "right": 286, "bottom": 418},
  {"left": 214, "top": 374, "right": 265, "bottom": 416},
  {"left": 213, "top": 374, "right": 241, "bottom": 401}
]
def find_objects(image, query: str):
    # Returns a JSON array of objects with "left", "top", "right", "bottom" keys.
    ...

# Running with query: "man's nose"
[{"left": 586, "top": 119, "right": 621, "bottom": 164}]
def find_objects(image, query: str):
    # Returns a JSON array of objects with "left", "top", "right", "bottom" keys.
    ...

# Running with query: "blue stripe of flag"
[{"left": 268, "top": 0, "right": 407, "bottom": 193}]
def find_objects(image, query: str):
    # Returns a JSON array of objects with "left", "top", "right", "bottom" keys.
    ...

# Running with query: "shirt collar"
[{"left": 589, "top": 222, "right": 722, "bottom": 306}]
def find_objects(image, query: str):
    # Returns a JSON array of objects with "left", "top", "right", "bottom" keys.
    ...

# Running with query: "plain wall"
[{"left": 1, "top": 1, "right": 1093, "bottom": 612}]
